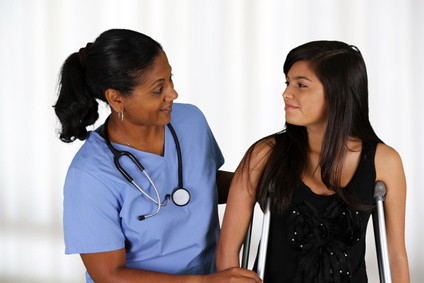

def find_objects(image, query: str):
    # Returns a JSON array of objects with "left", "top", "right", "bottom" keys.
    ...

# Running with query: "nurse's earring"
[{"left": 118, "top": 110, "right": 124, "bottom": 122}]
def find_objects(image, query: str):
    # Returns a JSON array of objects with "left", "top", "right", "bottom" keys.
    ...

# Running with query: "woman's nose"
[{"left": 282, "top": 88, "right": 293, "bottom": 99}]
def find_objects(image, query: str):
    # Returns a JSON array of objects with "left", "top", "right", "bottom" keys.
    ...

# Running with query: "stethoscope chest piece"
[{"left": 172, "top": 188, "right": 190, "bottom": 206}]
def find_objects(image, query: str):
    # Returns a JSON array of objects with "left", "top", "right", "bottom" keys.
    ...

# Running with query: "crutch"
[
  {"left": 241, "top": 218, "right": 253, "bottom": 269},
  {"left": 372, "top": 181, "right": 392, "bottom": 283},
  {"left": 256, "top": 197, "right": 271, "bottom": 279},
  {"left": 242, "top": 181, "right": 392, "bottom": 282},
  {"left": 241, "top": 197, "right": 271, "bottom": 280}
]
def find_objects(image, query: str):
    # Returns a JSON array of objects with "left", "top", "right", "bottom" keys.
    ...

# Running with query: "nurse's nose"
[{"left": 166, "top": 88, "right": 178, "bottom": 101}]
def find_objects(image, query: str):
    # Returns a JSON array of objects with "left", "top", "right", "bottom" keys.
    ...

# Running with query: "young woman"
[
  {"left": 217, "top": 41, "right": 409, "bottom": 282},
  {"left": 54, "top": 29, "right": 261, "bottom": 283}
]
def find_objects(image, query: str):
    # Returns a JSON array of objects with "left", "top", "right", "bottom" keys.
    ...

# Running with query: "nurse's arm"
[
  {"left": 80, "top": 248, "right": 262, "bottom": 283},
  {"left": 217, "top": 170, "right": 234, "bottom": 204}
]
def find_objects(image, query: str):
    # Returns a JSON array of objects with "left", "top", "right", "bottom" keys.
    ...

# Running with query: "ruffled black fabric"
[{"left": 287, "top": 200, "right": 362, "bottom": 283}]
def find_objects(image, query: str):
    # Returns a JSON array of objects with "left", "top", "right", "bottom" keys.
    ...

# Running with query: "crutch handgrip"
[
  {"left": 373, "top": 181, "right": 392, "bottom": 283},
  {"left": 374, "top": 180, "right": 387, "bottom": 200}
]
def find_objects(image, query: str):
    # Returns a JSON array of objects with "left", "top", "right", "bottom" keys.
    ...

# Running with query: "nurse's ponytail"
[{"left": 54, "top": 44, "right": 99, "bottom": 143}]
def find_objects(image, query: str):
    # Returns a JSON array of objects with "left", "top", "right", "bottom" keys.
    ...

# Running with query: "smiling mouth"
[{"left": 161, "top": 105, "right": 172, "bottom": 111}]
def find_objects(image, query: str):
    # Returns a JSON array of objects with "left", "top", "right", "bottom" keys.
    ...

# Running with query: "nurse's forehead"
[{"left": 144, "top": 55, "right": 172, "bottom": 86}]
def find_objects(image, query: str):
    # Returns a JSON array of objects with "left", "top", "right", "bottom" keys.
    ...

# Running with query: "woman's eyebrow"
[{"left": 287, "top": 75, "right": 313, "bottom": 82}]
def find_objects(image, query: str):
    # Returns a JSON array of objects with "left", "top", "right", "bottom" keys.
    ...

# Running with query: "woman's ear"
[{"left": 105, "top": 89, "right": 124, "bottom": 112}]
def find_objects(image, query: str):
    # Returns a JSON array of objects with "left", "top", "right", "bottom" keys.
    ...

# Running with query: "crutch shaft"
[
  {"left": 257, "top": 197, "right": 271, "bottom": 279},
  {"left": 241, "top": 217, "right": 253, "bottom": 269}
]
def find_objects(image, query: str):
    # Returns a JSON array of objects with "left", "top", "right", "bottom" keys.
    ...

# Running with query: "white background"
[{"left": 0, "top": 0, "right": 423, "bottom": 282}]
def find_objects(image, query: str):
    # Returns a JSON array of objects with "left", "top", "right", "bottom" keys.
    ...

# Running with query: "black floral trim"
[{"left": 287, "top": 200, "right": 362, "bottom": 282}]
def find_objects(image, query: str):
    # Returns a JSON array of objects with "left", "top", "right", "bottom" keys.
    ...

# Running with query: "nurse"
[{"left": 54, "top": 29, "right": 261, "bottom": 283}]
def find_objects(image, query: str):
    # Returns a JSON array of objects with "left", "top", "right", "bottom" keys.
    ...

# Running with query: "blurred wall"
[{"left": 0, "top": 0, "right": 423, "bottom": 282}]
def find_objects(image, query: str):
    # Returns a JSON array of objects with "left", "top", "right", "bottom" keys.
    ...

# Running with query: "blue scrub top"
[{"left": 63, "top": 104, "right": 224, "bottom": 281}]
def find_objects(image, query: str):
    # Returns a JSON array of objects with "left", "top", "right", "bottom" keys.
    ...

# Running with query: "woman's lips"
[{"left": 284, "top": 104, "right": 298, "bottom": 111}]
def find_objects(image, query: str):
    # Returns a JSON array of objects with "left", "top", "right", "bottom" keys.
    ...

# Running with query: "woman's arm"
[
  {"left": 217, "top": 139, "right": 273, "bottom": 271},
  {"left": 81, "top": 248, "right": 262, "bottom": 283},
  {"left": 375, "top": 143, "right": 410, "bottom": 283}
]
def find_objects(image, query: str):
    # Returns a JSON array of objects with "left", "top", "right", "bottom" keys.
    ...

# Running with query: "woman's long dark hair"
[
  {"left": 249, "top": 41, "right": 382, "bottom": 213},
  {"left": 54, "top": 29, "right": 163, "bottom": 143}
]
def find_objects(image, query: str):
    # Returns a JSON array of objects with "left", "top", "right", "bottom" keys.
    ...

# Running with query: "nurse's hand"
[
  {"left": 203, "top": 267, "right": 263, "bottom": 283},
  {"left": 81, "top": 249, "right": 262, "bottom": 283}
]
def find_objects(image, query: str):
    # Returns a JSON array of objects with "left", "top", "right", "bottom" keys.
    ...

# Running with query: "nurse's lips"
[{"left": 161, "top": 105, "right": 172, "bottom": 112}]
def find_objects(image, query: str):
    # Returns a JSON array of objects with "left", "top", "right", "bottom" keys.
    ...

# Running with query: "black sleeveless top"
[{"left": 262, "top": 140, "right": 377, "bottom": 283}]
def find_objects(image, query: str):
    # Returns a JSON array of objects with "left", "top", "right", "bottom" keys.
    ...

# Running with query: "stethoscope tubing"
[
  {"left": 102, "top": 116, "right": 188, "bottom": 220},
  {"left": 131, "top": 171, "right": 167, "bottom": 206}
]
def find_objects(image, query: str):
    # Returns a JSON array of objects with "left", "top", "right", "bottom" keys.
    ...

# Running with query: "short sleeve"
[
  {"left": 206, "top": 123, "right": 224, "bottom": 170},
  {"left": 63, "top": 168, "right": 125, "bottom": 254},
  {"left": 190, "top": 105, "right": 225, "bottom": 170}
]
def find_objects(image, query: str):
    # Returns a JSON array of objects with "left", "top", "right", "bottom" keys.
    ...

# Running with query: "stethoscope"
[{"left": 102, "top": 116, "right": 190, "bottom": 221}]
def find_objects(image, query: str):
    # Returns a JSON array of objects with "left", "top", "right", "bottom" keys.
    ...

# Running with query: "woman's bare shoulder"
[
  {"left": 375, "top": 143, "right": 404, "bottom": 181},
  {"left": 375, "top": 143, "right": 402, "bottom": 164},
  {"left": 238, "top": 135, "right": 276, "bottom": 173},
  {"left": 253, "top": 135, "right": 276, "bottom": 154}
]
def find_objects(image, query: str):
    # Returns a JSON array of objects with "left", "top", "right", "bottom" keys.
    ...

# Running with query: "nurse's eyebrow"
[
  {"left": 152, "top": 78, "right": 165, "bottom": 84},
  {"left": 147, "top": 78, "right": 166, "bottom": 89}
]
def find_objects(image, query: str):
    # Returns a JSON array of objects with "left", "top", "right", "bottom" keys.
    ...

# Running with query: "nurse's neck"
[{"left": 108, "top": 117, "right": 165, "bottom": 156}]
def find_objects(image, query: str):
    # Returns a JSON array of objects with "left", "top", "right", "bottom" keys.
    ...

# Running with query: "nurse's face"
[
  {"left": 282, "top": 60, "right": 327, "bottom": 132},
  {"left": 123, "top": 51, "right": 178, "bottom": 127}
]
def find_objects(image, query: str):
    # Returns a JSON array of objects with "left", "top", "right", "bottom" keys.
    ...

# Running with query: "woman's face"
[
  {"left": 282, "top": 60, "right": 327, "bottom": 131},
  {"left": 123, "top": 51, "right": 178, "bottom": 127}
]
